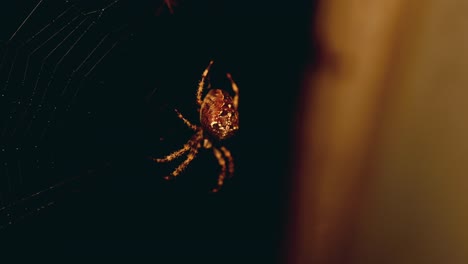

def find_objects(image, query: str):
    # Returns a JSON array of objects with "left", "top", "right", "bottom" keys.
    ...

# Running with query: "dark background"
[{"left": 0, "top": 0, "right": 314, "bottom": 261}]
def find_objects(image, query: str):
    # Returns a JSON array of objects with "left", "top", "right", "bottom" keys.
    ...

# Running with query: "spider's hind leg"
[
  {"left": 226, "top": 73, "right": 239, "bottom": 109},
  {"left": 196, "top": 60, "right": 214, "bottom": 108}
]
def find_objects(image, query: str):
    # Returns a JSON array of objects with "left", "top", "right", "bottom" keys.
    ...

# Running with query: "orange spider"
[{"left": 153, "top": 60, "right": 239, "bottom": 192}]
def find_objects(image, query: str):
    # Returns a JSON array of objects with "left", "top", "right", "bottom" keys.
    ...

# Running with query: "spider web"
[
  {"left": 0, "top": 1, "right": 311, "bottom": 260},
  {"left": 0, "top": 0, "right": 248, "bottom": 232},
  {"left": 0, "top": 0, "right": 158, "bottom": 230}
]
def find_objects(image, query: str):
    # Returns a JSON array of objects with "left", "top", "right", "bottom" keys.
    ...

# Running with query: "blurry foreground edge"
[{"left": 288, "top": 0, "right": 468, "bottom": 263}]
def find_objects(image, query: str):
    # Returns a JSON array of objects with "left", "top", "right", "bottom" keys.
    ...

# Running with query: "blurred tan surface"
[{"left": 289, "top": 0, "right": 468, "bottom": 263}]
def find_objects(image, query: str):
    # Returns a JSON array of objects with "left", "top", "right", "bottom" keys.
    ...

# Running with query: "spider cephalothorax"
[{"left": 153, "top": 60, "right": 239, "bottom": 192}]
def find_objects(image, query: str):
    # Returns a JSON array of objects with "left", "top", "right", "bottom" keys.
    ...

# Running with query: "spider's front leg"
[
  {"left": 164, "top": 141, "right": 201, "bottom": 180},
  {"left": 162, "top": 130, "right": 203, "bottom": 180},
  {"left": 220, "top": 146, "right": 234, "bottom": 179},
  {"left": 211, "top": 146, "right": 227, "bottom": 193},
  {"left": 175, "top": 109, "right": 198, "bottom": 131},
  {"left": 152, "top": 143, "right": 191, "bottom": 163},
  {"left": 211, "top": 146, "right": 235, "bottom": 192},
  {"left": 152, "top": 129, "right": 200, "bottom": 163}
]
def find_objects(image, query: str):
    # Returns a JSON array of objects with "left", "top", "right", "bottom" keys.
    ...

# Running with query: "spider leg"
[
  {"left": 211, "top": 146, "right": 227, "bottom": 193},
  {"left": 152, "top": 129, "right": 201, "bottom": 163},
  {"left": 197, "top": 60, "right": 214, "bottom": 108},
  {"left": 175, "top": 109, "right": 198, "bottom": 131},
  {"left": 152, "top": 143, "right": 190, "bottom": 163},
  {"left": 220, "top": 146, "right": 235, "bottom": 179},
  {"left": 163, "top": 130, "right": 203, "bottom": 180},
  {"left": 226, "top": 73, "right": 239, "bottom": 109},
  {"left": 164, "top": 141, "right": 201, "bottom": 180}
]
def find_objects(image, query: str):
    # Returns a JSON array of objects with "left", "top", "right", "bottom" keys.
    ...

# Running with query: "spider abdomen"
[{"left": 200, "top": 89, "right": 239, "bottom": 140}]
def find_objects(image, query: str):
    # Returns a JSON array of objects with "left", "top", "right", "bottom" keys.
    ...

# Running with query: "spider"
[{"left": 153, "top": 60, "right": 239, "bottom": 192}]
